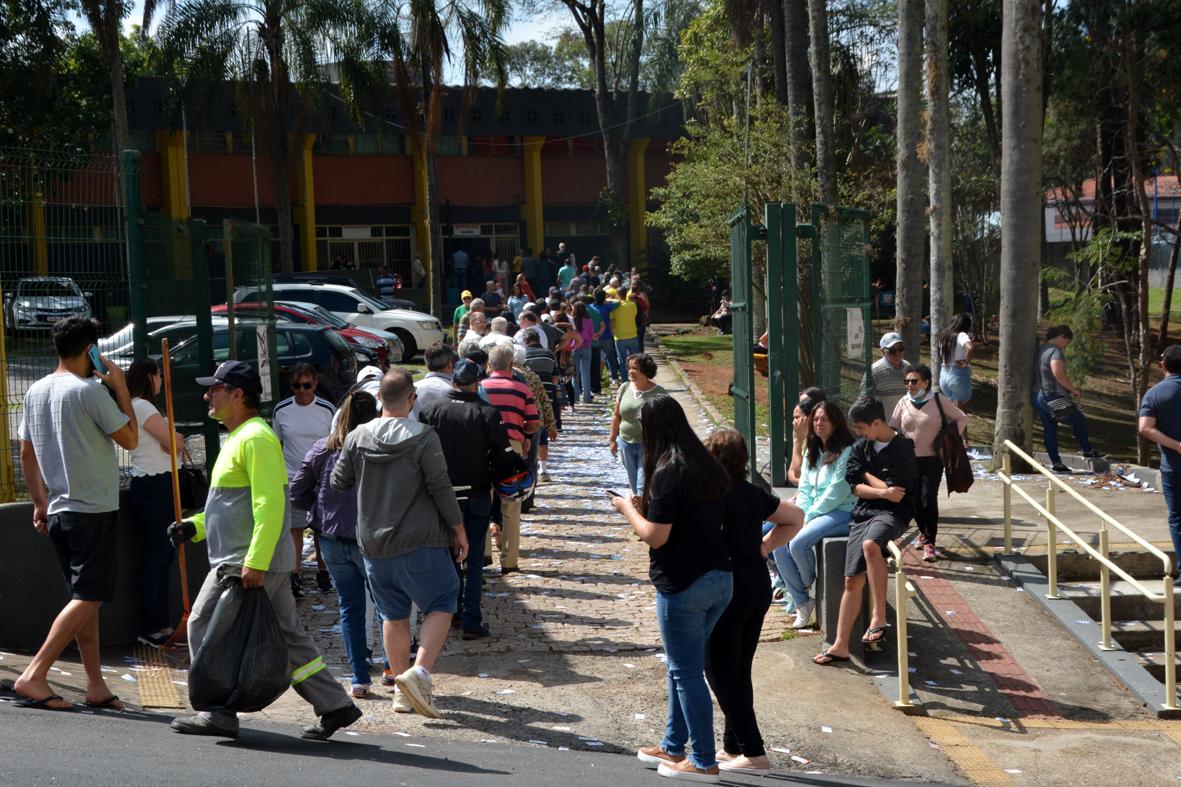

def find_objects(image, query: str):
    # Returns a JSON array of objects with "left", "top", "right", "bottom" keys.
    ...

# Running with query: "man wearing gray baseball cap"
[{"left": 865, "top": 332, "right": 912, "bottom": 418}]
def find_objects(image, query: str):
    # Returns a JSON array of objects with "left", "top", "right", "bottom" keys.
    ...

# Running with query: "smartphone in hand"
[
  {"left": 87, "top": 346, "right": 107, "bottom": 374},
  {"left": 605, "top": 489, "right": 623, "bottom": 498}
]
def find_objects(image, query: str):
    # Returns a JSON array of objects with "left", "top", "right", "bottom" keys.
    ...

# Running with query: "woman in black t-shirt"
[
  {"left": 610, "top": 394, "right": 732, "bottom": 782},
  {"left": 703, "top": 429, "right": 803, "bottom": 776}
]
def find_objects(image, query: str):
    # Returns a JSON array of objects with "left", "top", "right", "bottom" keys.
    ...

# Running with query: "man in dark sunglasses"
[
  {"left": 862, "top": 331, "right": 912, "bottom": 418},
  {"left": 272, "top": 363, "right": 337, "bottom": 597}
]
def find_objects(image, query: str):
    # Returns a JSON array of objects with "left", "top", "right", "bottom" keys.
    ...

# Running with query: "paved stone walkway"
[{"left": 302, "top": 376, "right": 790, "bottom": 679}]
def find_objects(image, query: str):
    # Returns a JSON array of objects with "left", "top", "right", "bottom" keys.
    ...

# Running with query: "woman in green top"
[{"left": 608, "top": 353, "right": 665, "bottom": 493}]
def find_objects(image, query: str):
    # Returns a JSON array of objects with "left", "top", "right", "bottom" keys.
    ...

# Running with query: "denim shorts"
[
  {"left": 47, "top": 510, "right": 119, "bottom": 602},
  {"left": 364, "top": 547, "right": 460, "bottom": 621},
  {"left": 939, "top": 365, "right": 971, "bottom": 402}
]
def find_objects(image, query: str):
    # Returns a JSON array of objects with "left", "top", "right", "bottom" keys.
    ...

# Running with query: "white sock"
[
  {"left": 412, "top": 665, "right": 430, "bottom": 680},
  {"left": 539, "top": 461, "right": 547, "bottom": 473}
]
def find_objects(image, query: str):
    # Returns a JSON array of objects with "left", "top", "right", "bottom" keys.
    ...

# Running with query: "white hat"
[
  {"left": 357, "top": 365, "right": 384, "bottom": 383},
  {"left": 878, "top": 332, "right": 904, "bottom": 350}
]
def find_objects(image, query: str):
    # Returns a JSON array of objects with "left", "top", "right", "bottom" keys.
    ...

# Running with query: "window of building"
[{"left": 436, "top": 135, "right": 463, "bottom": 156}]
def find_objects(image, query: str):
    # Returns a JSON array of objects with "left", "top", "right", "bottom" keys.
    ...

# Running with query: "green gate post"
[
  {"left": 187, "top": 219, "right": 220, "bottom": 471},
  {"left": 729, "top": 206, "right": 757, "bottom": 480},
  {"left": 123, "top": 150, "right": 147, "bottom": 361},
  {"left": 764, "top": 203, "right": 798, "bottom": 487}
]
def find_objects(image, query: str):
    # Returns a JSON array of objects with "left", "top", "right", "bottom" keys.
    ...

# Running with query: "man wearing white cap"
[{"left": 867, "top": 331, "right": 912, "bottom": 417}]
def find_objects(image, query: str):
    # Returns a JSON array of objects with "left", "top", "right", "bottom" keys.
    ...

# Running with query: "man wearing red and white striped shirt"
[{"left": 480, "top": 344, "right": 539, "bottom": 574}]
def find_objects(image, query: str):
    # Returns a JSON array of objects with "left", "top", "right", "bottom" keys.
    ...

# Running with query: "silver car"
[{"left": 5, "top": 277, "right": 92, "bottom": 330}]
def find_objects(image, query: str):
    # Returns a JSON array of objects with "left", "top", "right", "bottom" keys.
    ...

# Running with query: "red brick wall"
[
  {"left": 436, "top": 157, "right": 524, "bottom": 205},
  {"left": 314, "top": 156, "right": 413, "bottom": 205},
  {"left": 188, "top": 153, "right": 281, "bottom": 207},
  {"left": 541, "top": 157, "right": 608, "bottom": 205}
]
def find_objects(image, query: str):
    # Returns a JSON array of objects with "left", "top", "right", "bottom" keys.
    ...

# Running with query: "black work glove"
[{"left": 167, "top": 520, "right": 196, "bottom": 548}]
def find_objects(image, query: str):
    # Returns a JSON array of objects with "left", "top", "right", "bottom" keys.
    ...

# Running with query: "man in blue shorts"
[
  {"left": 331, "top": 368, "right": 467, "bottom": 718},
  {"left": 814, "top": 396, "right": 917, "bottom": 666},
  {"left": 1139, "top": 344, "right": 1181, "bottom": 584}
]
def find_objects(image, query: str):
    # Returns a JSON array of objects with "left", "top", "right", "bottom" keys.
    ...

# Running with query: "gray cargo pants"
[{"left": 189, "top": 567, "right": 352, "bottom": 732}]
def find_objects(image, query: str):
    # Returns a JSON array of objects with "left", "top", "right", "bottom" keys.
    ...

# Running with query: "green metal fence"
[
  {"left": 0, "top": 147, "right": 132, "bottom": 499},
  {"left": 730, "top": 202, "right": 872, "bottom": 488}
]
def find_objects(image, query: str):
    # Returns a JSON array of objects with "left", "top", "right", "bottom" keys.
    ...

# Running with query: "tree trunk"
[
  {"left": 1124, "top": 25, "right": 1152, "bottom": 466},
  {"left": 925, "top": 0, "right": 952, "bottom": 370},
  {"left": 783, "top": 0, "right": 812, "bottom": 173},
  {"left": 895, "top": 0, "right": 926, "bottom": 366},
  {"left": 273, "top": 130, "right": 294, "bottom": 273},
  {"left": 109, "top": 40, "right": 130, "bottom": 156},
  {"left": 767, "top": 0, "right": 789, "bottom": 106},
  {"left": 993, "top": 0, "right": 1044, "bottom": 461},
  {"left": 425, "top": 145, "right": 443, "bottom": 316},
  {"left": 808, "top": 0, "right": 835, "bottom": 206}
]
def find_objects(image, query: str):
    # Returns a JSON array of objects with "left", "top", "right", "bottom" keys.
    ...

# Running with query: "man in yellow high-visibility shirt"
[{"left": 168, "top": 361, "right": 360, "bottom": 741}]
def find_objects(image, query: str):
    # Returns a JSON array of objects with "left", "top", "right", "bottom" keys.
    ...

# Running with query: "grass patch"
[{"left": 660, "top": 333, "right": 734, "bottom": 365}]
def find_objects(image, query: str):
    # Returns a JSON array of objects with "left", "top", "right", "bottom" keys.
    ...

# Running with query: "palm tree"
[
  {"left": 78, "top": 1, "right": 131, "bottom": 158},
  {"left": 352, "top": 0, "right": 509, "bottom": 316},
  {"left": 926, "top": 0, "right": 953, "bottom": 369},
  {"left": 157, "top": 0, "right": 359, "bottom": 272},
  {"left": 894, "top": 0, "right": 925, "bottom": 365},
  {"left": 993, "top": 0, "right": 1044, "bottom": 459}
]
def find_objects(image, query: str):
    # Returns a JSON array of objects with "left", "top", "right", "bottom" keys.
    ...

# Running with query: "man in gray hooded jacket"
[{"left": 331, "top": 368, "right": 466, "bottom": 719}]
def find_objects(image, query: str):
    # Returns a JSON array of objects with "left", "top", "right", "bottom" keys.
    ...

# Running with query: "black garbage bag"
[{"left": 188, "top": 573, "right": 289, "bottom": 713}]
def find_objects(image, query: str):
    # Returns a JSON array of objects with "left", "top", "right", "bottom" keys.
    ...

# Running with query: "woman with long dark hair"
[
  {"left": 126, "top": 358, "right": 185, "bottom": 649},
  {"left": 772, "top": 400, "right": 857, "bottom": 629},
  {"left": 891, "top": 363, "right": 967, "bottom": 562},
  {"left": 290, "top": 391, "right": 380, "bottom": 699},
  {"left": 703, "top": 429, "right": 802, "bottom": 776},
  {"left": 937, "top": 312, "right": 974, "bottom": 412},
  {"left": 611, "top": 394, "right": 733, "bottom": 782}
]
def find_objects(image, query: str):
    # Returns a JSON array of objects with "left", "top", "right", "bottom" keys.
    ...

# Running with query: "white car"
[
  {"left": 235, "top": 282, "right": 444, "bottom": 358},
  {"left": 5, "top": 277, "right": 92, "bottom": 330}
]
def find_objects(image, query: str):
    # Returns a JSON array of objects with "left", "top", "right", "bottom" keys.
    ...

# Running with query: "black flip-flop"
[
  {"left": 16, "top": 693, "right": 73, "bottom": 711},
  {"left": 861, "top": 626, "right": 889, "bottom": 644},
  {"left": 813, "top": 649, "right": 850, "bottom": 666},
  {"left": 83, "top": 694, "right": 124, "bottom": 711}
]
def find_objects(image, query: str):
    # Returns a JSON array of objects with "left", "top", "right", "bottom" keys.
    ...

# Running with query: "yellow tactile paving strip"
[
  {"left": 913, "top": 717, "right": 1015, "bottom": 785},
  {"left": 914, "top": 714, "right": 1181, "bottom": 785},
  {"left": 133, "top": 645, "right": 183, "bottom": 709}
]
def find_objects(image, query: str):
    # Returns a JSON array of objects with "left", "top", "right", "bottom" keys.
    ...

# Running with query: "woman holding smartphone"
[{"left": 611, "top": 394, "right": 732, "bottom": 783}]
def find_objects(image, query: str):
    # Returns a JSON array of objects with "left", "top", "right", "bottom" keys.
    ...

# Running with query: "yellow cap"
[{"left": 461, "top": 290, "right": 473, "bottom": 299}]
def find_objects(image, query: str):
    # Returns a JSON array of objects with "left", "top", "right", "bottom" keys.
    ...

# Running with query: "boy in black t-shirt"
[{"left": 814, "top": 396, "right": 917, "bottom": 666}]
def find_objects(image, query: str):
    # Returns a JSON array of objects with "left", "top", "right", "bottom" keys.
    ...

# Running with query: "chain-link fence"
[{"left": 812, "top": 205, "right": 873, "bottom": 408}]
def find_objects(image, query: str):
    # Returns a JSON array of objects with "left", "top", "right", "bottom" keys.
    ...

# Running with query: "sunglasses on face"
[
  {"left": 293, "top": 382, "right": 315, "bottom": 390},
  {"left": 904, "top": 379, "right": 922, "bottom": 386},
  {"left": 887, "top": 346, "right": 904, "bottom": 355}
]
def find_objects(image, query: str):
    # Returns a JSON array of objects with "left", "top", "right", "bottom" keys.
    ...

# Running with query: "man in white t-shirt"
[{"left": 272, "top": 363, "right": 336, "bottom": 597}]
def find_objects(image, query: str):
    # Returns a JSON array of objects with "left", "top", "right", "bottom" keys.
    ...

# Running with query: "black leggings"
[
  {"left": 705, "top": 564, "right": 771, "bottom": 758},
  {"left": 915, "top": 455, "right": 943, "bottom": 544}
]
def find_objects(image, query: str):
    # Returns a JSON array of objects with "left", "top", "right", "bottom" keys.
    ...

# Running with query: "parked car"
[
  {"left": 4, "top": 277, "right": 92, "bottom": 331},
  {"left": 98, "top": 316, "right": 202, "bottom": 359},
  {"left": 235, "top": 282, "right": 444, "bottom": 358},
  {"left": 275, "top": 272, "right": 419, "bottom": 311},
  {"left": 165, "top": 322, "right": 357, "bottom": 424},
  {"left": 212, "top": 301, "right": 403, "bottom": 366}
]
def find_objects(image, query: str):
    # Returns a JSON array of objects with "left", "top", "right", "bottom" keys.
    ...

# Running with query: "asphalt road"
[{"left": 0, "top": 700, "right": 913, "bottom": 787}]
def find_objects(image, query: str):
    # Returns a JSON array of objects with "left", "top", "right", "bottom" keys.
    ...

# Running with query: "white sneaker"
[
  {"left": 394, "top": 668, "right": 441, "bottom": 719},
  {"left": 791, "top": 600, "right": 815, "bottom": 629},
  {"left": 392, "top": 687, "right": 414, "bottom": 713}
]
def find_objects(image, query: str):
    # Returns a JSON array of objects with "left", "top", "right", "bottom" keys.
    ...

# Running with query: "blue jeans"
[
  {"left": 601, "top": 340, "right": 621, "bottom": 381},
  {"left": 320, "top": 535, "right": 371, "bottom": 686},
  {"left": 572, "top": 347, "right": 593, "bottom": 402},
  {"left": 615, "top": 337, "right": 641, "bottom": 371},
  {"left": 1032, "top": 391, "right": 1093, "bottom": 465},
  {"left": 657, "top": 569, "right": 734, "bottom": 770},
  {"left": 1160, "top": 469, "right": 1181, "bottom": 577},
  {"left": 456, "top": 493, "right": 493, "bottom": 631},
  {"left": 772, "top": 510, "right": 853, "bottom": 605},
  {"left": 618, "top": 436, "right": 644, "bottom": 494}
]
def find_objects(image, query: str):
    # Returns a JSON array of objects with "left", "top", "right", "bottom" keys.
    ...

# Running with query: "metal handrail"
[
  {"left": 997, "top": 440, "right": 1177, "bottom": 713},
  {"left": 886, "top": 540, "right": 919, "bottom": 712}
]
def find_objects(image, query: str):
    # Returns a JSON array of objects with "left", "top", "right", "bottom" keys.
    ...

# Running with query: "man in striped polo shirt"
[{"left": 481, "top": 344, "right": 539, "bottom": 575}]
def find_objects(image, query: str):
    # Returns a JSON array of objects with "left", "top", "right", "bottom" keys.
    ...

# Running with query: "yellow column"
[
  {"left": 410, "top": 135, "right": 432, "bottom": 296},
  {"left": 627, "top": 137, "right": 650, "bottom": 267},
  {"left": 156, "top": 130, "right": 190, "bottom": 220},
  {"left": 295, "top": 133, "right": 318, "bottom": 271},
  {"left": 521, "top": 136, "right": 545, "bottom": 253},
  {"left": 29, "top": 194, "right": 48, "bottom": 275}
]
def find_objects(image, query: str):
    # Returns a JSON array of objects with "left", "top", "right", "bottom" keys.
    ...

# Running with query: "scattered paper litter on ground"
[
  {"left": 121, "top": 674, "right": 136, "bottom": 682},
  {"left": 497, "top": 689, "right": 515, "bottom": 695},
  {"left": 821, "top": 726, "right": 832, "bottom": 734},
  {"left": 790, "top": 755, "right": 811, "bottom": 764},
  {"left": 771, "top": 747, "right": 792, "bottom": 755},
  {"left": 635, "top": 713, "right": 646, "bottom": 720}
]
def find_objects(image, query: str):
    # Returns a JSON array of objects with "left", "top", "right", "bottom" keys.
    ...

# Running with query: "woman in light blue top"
[
  {"left": 507, "top": 282, "right": 530, "bottom": 320},
  {"left": 772, "top": 400, "right": 856, "bottom": 630}
]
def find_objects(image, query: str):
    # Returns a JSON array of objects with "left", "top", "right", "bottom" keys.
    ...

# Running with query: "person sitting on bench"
[{"left": 814, "top": 396, "right": 917, "bottom": 666}]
